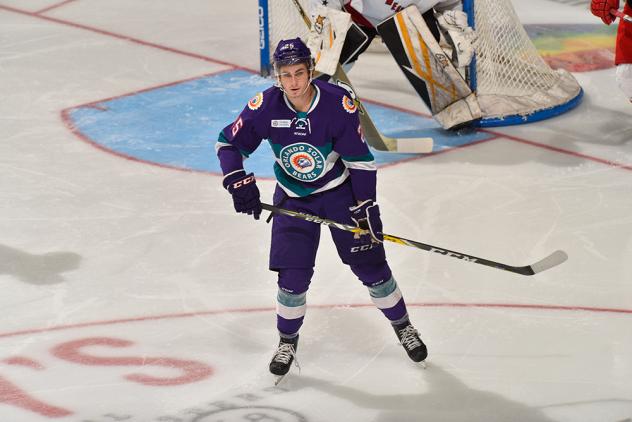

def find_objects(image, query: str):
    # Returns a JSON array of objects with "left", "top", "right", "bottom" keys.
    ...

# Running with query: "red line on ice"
[
  {"left": 0, "top": 303, "right": 630, "bottom": 340},
  {"left": 35, "top": 0, "right": 80, "bottom": 14},
  {"left": 2, "top": 3, "right": 631, "bottom": 173},
  {"left": 0, "top": 4, "right": 254, "bottom": 72}
]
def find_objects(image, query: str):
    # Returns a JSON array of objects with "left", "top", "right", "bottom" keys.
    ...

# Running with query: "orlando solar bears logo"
[
  {"left": 280, "top": 143, "right": 325, "bottom": 181},
  {"left": 342, "top": 95, "right": 357, "bottom": 113},
  {"left": 248, "top": 92, "right": 264, "bottom": 110}
]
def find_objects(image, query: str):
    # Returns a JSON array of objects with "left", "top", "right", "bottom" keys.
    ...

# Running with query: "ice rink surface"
[{"left": 1, "top": 1, "right": 631, "bottom": 421}]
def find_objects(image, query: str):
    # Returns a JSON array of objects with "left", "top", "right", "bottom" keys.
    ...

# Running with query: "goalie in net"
[
  {"left": 307, "top": 0, "right": 479, "bottom": 130},
  {"left": 293, "top": 0, "right": 583, "bottom": 129}
]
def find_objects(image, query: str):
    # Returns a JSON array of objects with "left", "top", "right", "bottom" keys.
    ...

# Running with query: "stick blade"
[
  {"left": 529, "top": 250, "right": 568, "bottom": 274},
  {"left": 396, "top": 137, "right": 434, "bottom": 153},
  {"left": 372, "top": 135, "right": 434, "bottom": 153}
]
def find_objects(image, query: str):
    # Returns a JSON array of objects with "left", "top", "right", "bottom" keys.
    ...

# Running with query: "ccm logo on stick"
[{"left": 430, "top": 247, "right": 478, "bottom": 262}]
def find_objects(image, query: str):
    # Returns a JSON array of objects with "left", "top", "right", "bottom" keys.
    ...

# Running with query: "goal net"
[
  {"left": 463, "top": 0, "right": 582, "bottom": 126},
  {"left": 258, "top": 0, "right": 583, "bottom": 127},
  {"left": 258, "top": 0, "right": 310, "bottom": 77}
]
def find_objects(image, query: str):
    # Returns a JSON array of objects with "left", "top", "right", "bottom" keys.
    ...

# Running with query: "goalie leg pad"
[
  {"left": 377, "top": 6, "right": 482, "bottom": 129},
  {"left": 307, "top": 5, "right": 351, "bottom": 76}
]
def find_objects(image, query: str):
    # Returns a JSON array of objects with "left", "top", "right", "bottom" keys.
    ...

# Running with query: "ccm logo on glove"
[{"left": 231, "top": 175, "right": 255, "bottom": 189}]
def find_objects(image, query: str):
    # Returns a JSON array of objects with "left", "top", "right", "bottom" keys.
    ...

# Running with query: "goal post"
[
  {"left": 258, "top": 0, "right": 583, "bottom": 127},
  {"left": 258, "top": 0, "right": 271, "bottom": 77},
  {"left": 258, "top": 0, "right": 310, "bottom": 77}
]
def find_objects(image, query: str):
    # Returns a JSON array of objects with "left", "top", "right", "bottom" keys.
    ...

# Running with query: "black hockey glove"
[
  {"left": 349, "top": 200, "right": 383, "bottom": 244},
  {"left": 223, "top": 170, "right": 262, "bottom": 220}
]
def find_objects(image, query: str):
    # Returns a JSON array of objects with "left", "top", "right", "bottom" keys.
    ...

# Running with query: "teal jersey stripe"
[
  {"left": 273, "top": 162, "right": 347, "bottom": 197},
  {"left": 218, "top": 129, "right": 251, "bottom": 158},
  {"left": 341, "top": 152, "right": 375, "bottom": 162},
  {"left": 269, "top": 139, "right": 334, "bottom": 159},
  {"left": 273, "top": 163, "right": 319, "bottom": 197}
]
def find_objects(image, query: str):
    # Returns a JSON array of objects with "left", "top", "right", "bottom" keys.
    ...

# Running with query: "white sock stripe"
[
  {"left": 370, "top": 286, "right": 402, "bottom": 309},
  {"left": 276, "top": 302, "right": 307, "bottom": 320}
]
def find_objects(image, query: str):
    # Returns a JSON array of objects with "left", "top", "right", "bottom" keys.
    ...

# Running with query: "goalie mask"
[{"left": 272, "top": 38, "right": 315, "bottom": 92}]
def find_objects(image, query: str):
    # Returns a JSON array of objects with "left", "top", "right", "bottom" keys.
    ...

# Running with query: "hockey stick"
[
  {"left": 261, "top": 203, "right": 568, "bottom": 276},
  {"left": 289, "top": 0, "right": 433, "bottom": 154},
  {"left": 612, "top": 9, "right": 632, "bottom": 22}
]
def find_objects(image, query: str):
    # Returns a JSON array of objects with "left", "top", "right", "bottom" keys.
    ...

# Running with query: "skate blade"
[{"left": 274, "top": 373, "right": 288, "bottom": 386}]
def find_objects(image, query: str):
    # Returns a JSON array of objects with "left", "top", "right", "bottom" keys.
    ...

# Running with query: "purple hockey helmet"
[{"left": 272, "top": 38, "right": 314, "bottom": 71}]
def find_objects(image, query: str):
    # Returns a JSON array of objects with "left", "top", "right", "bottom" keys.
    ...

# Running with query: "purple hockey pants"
[{"left": 268, "top": 181, "right": 408, "bottom": 336}]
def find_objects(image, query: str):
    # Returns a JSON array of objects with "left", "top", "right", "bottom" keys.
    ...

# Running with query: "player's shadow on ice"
[
  {"left": 290, "top": 365, "right": 556, "bottom": 422},
  {"left": 0, "top": 244, "right": 81, "bottom": 285},
  {"left": 385, "top": 96, "right": 632, "bottom": 168}
]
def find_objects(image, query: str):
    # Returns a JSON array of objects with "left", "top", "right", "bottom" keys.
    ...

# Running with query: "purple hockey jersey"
[{"left": 216, "top": 79, "right": 377, "bottom": 200}]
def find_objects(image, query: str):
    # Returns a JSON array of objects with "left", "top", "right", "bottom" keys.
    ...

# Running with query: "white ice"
[{"left": 1, "top": 1, "right": 631, "bottom": 421}]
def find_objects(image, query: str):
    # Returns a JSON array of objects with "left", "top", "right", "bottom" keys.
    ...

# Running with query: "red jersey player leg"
[{"left": 616, "top": 2, "right": 632, "bottom": 101}]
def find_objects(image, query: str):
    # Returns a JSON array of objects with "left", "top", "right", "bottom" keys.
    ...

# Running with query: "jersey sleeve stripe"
[{"left": 342, "top": 159, "right": 377, "bottom": 171}]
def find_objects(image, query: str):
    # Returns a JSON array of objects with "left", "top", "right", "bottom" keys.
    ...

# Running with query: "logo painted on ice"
[
  {"left": 280, "top": 143, "right": 325, "bottom": 181},
  {"left": 248, "top": 92, "right": 264, "bottom": 110}
]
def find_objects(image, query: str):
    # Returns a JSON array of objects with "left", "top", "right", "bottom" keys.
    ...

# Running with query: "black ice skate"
[
  {"left": 269, "top": 334, "right": 299, "bottom": 384},
  {"left": 393, "top": 321, "right": 428, "bottom": 364}
]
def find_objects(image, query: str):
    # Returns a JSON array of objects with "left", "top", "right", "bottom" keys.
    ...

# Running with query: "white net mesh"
[
  {"left": 263, "top": 0, "right": 582, "bottom": 124},
  {"left": 268, "top": 0, "right": 311, "bottom": 68},
  {"left": 470, "top": 0, "right": 581, "bottom": 121}
]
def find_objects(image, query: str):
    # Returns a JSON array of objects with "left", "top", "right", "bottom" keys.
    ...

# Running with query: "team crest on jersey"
[
  {"left": 342, "top": 95, "right": 357, "bottom": 114},
  {"left": 280, "top": 142, "right": 325, "bottom": 181},
  {"left": 248, "top": 92, "right": 264, "bottom": 110}
]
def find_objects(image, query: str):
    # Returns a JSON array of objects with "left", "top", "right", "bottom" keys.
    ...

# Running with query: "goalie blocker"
[{"left": 377, "top": 6, "right": 482, "bottom": 129}]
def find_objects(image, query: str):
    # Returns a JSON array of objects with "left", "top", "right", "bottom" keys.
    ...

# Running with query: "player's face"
[{"left": 277, "top": 63, "right": 311, "bottom": 99}]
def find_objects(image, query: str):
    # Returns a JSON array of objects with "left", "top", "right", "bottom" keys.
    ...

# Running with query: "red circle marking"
[{"left": 0, "top": 303, "right": 630, "bottom": 340}]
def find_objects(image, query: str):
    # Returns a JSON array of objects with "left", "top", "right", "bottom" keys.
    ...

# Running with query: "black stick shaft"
[{"left": 261, "top": 203, "right": 567, "bottom": 276}]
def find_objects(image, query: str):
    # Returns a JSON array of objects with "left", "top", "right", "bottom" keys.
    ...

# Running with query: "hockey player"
[
  {"left": 216, "top": 38, "right": 427, "bottom": 381},
  {"left": 591, "top": 0, "right": 632, "bottom": 102},
  {"left": 306, "top": 0, "right": 481, "bottom": 129}
]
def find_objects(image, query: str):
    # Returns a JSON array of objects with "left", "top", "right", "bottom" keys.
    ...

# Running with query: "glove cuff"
[
  {"left": 222, "top": 169, "right": 247, "bottom": 191},
  {"left": 349, "top": 199, "right": 375, "bottom": 213}
]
